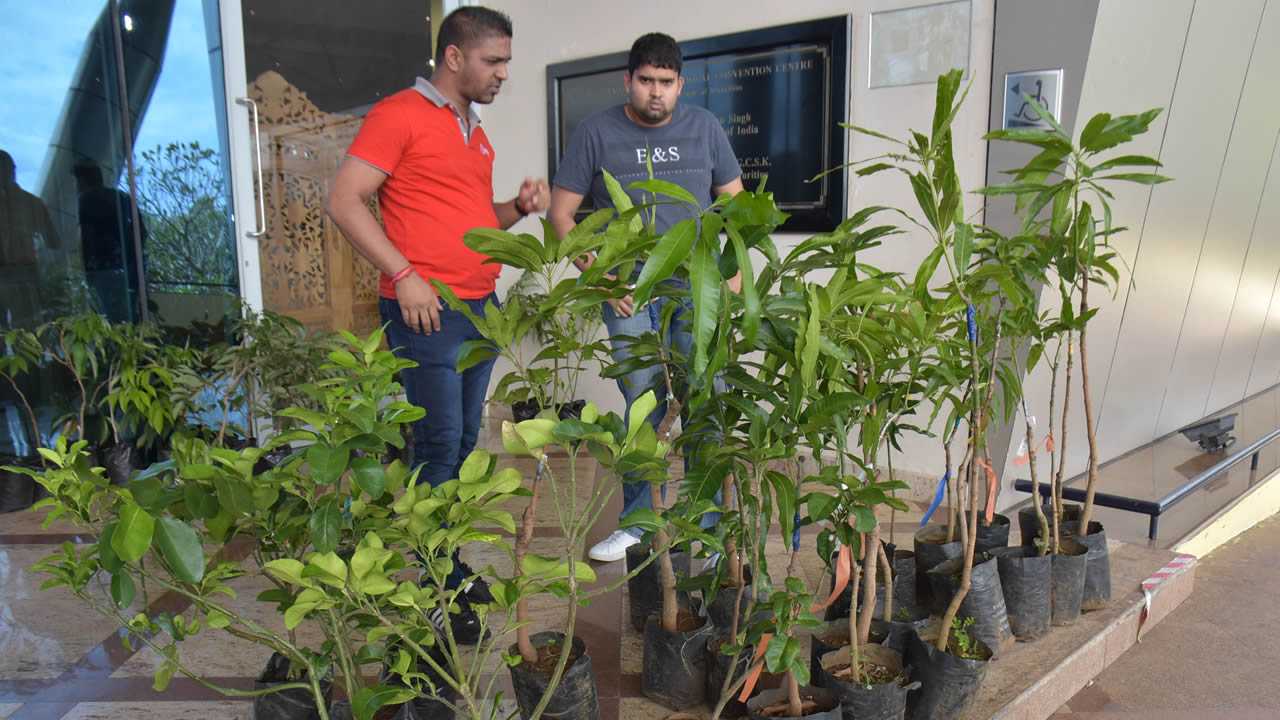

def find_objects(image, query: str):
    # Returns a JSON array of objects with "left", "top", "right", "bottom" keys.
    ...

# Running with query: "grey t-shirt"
[{"left": 554, "top": 104, "right": 742, "bottom": 237}]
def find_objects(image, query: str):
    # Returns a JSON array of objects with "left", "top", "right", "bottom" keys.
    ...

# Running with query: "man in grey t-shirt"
[{"left": 549, "top": 32, "right": 743, "bottom": 562}]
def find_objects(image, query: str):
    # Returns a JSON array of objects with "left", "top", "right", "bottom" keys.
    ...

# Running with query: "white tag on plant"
[{"left": 1016, "top": 416, "right": 1036, "bottom": 457}]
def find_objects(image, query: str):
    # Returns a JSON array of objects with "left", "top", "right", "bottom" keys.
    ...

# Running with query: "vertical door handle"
[{"left": 235, "top": 96, "right": 267, "bottom": 238}]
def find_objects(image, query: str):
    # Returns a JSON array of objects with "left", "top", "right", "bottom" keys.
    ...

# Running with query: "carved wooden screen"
[{"left": 248, "top": 71, "right": 381, "bottom": 336}]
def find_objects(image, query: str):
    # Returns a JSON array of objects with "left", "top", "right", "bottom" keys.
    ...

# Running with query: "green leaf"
[
  {"left": 909, "top": 172, "right": 940, "bottom": 231},
  {"left": 689, "top": 235, "right": 721, "bottom": 379},
  {"left": 619, "top": 507, "right": 664, "bottom": 533},
  {"left": 807, "top": 493, "right": 837, "bottom": 524},
  {"left": 463, "top": 227, "right": 546, "bottom": 269},
  {"left": 633, "top": 219, "right": 697, "bottom": 306},
  {"left": 110, "top": 571, "right": 136, "bottom": 609},
  {"left": 304, "top": 551, "right": 348, "bottom": 587},
  {"left": 310, "top": 497, "right": 342, "bottom": 555},
  {"left": 153, "top": 644, "right": 179, "bottom": 692},
  {"left": 851, "top": 505, "right": 877, "bottom": 532},
  {"left": 112, "top": 504, "right": 155, "bottom": 563},
  {"left": 307, "top": 444, "right": 350, "bottom": 486},
  {"left": 351, "top": 685, "right": 418, "bottom": 720},
  {"left": 502, "top": 419, "right": 557, "bottom": 456},
  {"left": 1091, "top": 154, "right": 1163, "bottom": 172},
  {"left": 727, "top": 226, "right": 760, "bottom": 344},
  {"left": 263, "top": 558, "right": 312, "bottom": 588},
  {"left": 350, "top": 456, "right": 386, "bottom": 499},
  {"left": 626, "top": 391, "right": 659, "bottom": 443},
  {"left": 183, "top": 483, "right": 219, "bottom": 520},
  {"left": 768, "top": 470, "right": 797, "bottom": 543},
  {"left": 630, "top": 178, "right": 699, "bottom": 208},
  {"left": 1097, "top": 172, "right": 1171, "bottom": 185},
  {"left": 153, "top": 518, "right": 205, "bottom": 585},
  {"left": 98, "top": 523, "right": 124, "bottom": 573}
]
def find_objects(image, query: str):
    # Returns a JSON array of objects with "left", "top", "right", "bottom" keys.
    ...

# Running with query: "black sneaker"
[
  {"left": 457, "top": 560, "right": 494, "bottom": 604},
  {"left": 428, "top": 596, "right": 491, "bottom": 645}
]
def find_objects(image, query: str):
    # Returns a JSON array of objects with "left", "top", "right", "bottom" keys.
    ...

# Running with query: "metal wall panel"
[
  {"left": 1022, "top": 0, "right": 1191, "bottom": 482},
  {"left": 1204, "top": 0, "right": 1280, "bottom": 414},
  {"left": 1243, "top": 136, "right": 1280, "bottom": 396},
  {"left": 1155, "top": 0, "right": 1271, "bottom": 436},
  {"left": 1095, "top": 1, "right": 1260, "bottom": 462}
]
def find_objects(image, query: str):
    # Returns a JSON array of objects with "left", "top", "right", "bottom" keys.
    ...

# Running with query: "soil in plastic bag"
[
  {"left": 0, "top": 456, "right": 36, "bottom": 513},
  {"left": 1060, "top": 520, "right": 1111, "bottom": 610},
  {"left": 707, "top": 635, "right": 754, "bottom": 718},
  {"left": 1051, "top": 539, "right": 1088, "bottom": 626},
  {"left": 817, "top": 645, "right": 914, "bottom": 720},
  {"left": 974, "top": 513, "right": 1011, "bottom": 556},
  {"left": 642, "top": 606, "right": 714, "bottom": 711},
  {"left": 808, "top": 619, "right": 890, "bottom": 678},
  {"left": 746, "top": 685, "right": 841, "bottom": 719},
  {"left": 509, "top": 632, "right": 598, "bottom": 720},
  {"left": 382, "top": 643, "right": 456, "bottom": 720},
  {"left": 253, "top": 652, "right": 332, "bottom": 720},
  {"left": 904, "top": 628, "right": 991, "bottom": 720},
  {"left": 1018, "top": 504, "right": 1081, "bottom": 548},
  {"left": 926, "top": 554, "right": 1014, "bottom": 656},
  {"left": 913, "top": 526, "right": 962, "bottom": 615},
  {"left": 991, "top": 546, "right": 1051, "bottom": 641},
  {"left": 101, "top": 442, "right": 134, "bottom": 487},
  {"left": 626, "top": 545, "right": 692, "bottom": 632}
]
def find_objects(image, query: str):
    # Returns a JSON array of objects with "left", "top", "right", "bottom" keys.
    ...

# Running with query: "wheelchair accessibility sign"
[{"left": 1003, "top": 69, "right": 1063, "bottom": 130}]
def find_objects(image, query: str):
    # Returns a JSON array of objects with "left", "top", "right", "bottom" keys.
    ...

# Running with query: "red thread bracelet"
[{"left": 390, "top": 265, "right": 414, "bottom": 284}]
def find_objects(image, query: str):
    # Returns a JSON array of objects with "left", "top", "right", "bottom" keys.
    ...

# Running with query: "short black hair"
[
  {"left": 628, "top": 33, "right": 682, "bottom": 76},
  {"left": 434, "top": 6, "right": 512, "bottom": 66}
]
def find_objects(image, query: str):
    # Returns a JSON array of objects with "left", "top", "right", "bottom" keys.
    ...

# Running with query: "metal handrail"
[
  {"left": 1157, "top": 425, "right": 1280, "bottom": 511},
  {"left": 1015, "top": 424, "right": 1280, "bottom": 539}
]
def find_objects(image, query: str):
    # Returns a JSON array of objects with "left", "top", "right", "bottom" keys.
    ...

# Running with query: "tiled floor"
[{"left": 1051, "top": 514, "right": 1280, "bottom": 718}]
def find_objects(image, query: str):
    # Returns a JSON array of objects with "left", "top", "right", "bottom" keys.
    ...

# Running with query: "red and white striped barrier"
[{"left": 1137, "top": 553, "right": 1195, "bottom": 640}]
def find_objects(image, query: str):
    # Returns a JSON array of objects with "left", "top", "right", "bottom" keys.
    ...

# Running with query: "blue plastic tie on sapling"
[
  {"left": 920, "top": 471, "right": 950, "bottom": 526},
  {"left": 966, "top": 305, "right": 977, "bottom": 343}
]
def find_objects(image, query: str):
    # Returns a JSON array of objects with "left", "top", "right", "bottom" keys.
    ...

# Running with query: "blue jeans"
[
  {"left": 381, "top": 294, "right": 498, "bottom": 588},
  {"left": 603, "top": 296, "right": 721, "bottom": 538}
]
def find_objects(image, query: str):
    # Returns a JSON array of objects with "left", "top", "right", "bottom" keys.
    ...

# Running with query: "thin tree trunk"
[
  {"left": 936, "top": 441, "right": 979, "bottom": 652},
  {"left": 1025, "top": 417, "right": 1049, "bottom": 556},
  {"left": 878, "top": 541, "right": 895, "bottom": 621},
  {"left": 847, "top": 552, "right": 860, "bottom": 682},
  {"left": 1053, "top": 332, "right": 1074, "bottom": 554},
  {"left": 856, "top": 521, "right": 880, "bottom": 644},
  {"left": 1077, "top": 282, "right": 1100, "bottom": 532},
  {"left": 515, "top": 462, "right": 544, "bottom": 663}
]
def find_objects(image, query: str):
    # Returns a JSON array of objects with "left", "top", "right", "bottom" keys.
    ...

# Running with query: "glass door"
[
  {"left": 0, "top": 0, "right": 241, "bottom": 455},
  {"left": 221, "top": 0, "right": 434, "bottom": 335}
]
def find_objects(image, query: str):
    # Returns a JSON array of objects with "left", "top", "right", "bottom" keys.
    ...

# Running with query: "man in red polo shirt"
[{"left": 325, "top": 6, "right": 548, "bottom": 644}]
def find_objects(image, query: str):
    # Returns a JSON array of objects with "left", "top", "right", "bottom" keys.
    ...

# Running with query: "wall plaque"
[{"left": 546, "top": 16, "right": 851, "bottom": 232}]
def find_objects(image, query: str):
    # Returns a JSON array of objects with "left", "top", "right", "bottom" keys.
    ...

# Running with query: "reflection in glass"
[{"left": 0, "top": 0, "right": 238, "bottom": 459}]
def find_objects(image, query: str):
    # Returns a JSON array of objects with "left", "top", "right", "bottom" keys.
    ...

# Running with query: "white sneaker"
[{"left": 588, "top": 530, "right": 641, "bottom": 562}]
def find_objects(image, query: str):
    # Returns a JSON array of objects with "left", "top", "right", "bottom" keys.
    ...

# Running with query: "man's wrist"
[
  {"left": 390, "top": 265, "right": 414, "bottom": 284},
  {"left": 514, "top": 197, "right": 530, "bottom": 217}
]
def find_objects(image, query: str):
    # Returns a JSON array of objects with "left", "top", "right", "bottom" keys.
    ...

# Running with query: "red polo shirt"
[{"left": 346, "top": 87, "right": 501, "bottom": 300}]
